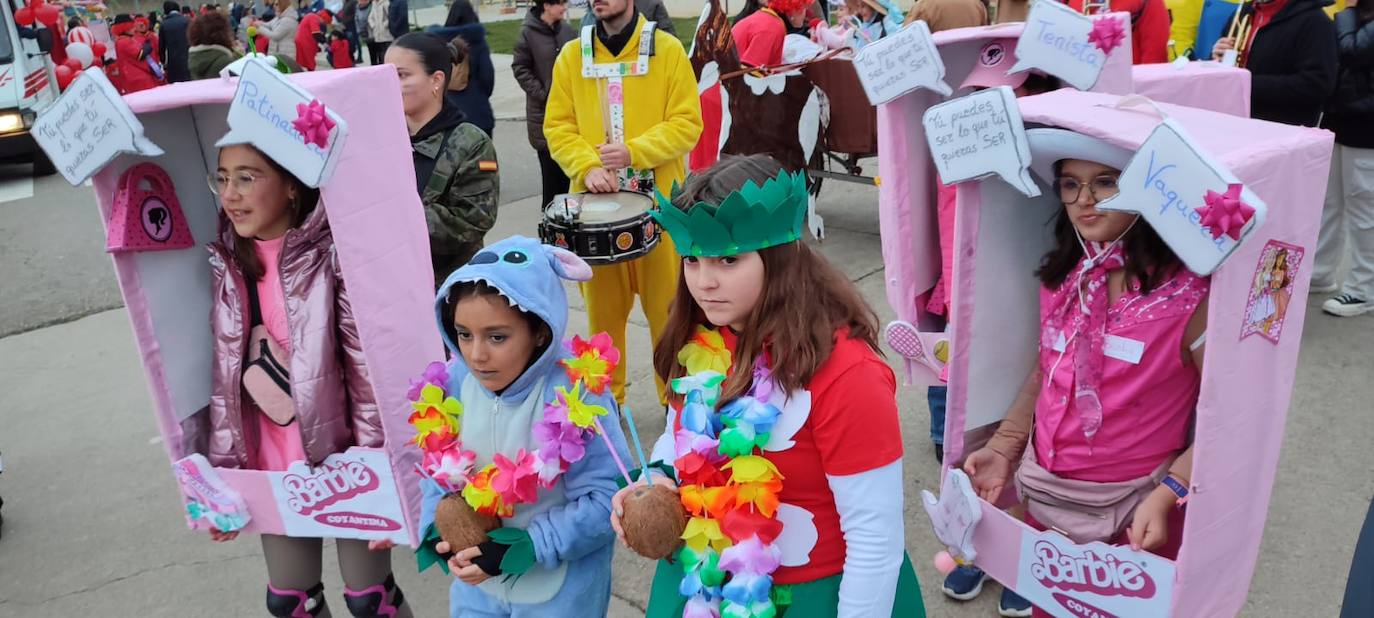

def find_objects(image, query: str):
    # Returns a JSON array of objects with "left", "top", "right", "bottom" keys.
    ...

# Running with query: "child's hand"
[
  {"left": 1126, "top": 486, "right": 1176, "bottom": 552},
  {"left": 449, "top": 545, "right": 494, "bottom": 586},
  {"left": 209, "top": 528, "right": 240, "bottom": 542},
  {"left": 367, "top": 539, "right": 395, "bottom": 551},
  {"left": 610, "top": 476, "right": 679, "bottom": 544},
  {"left": 962, "top": 448, "right": 1013, "bottom": 503}
]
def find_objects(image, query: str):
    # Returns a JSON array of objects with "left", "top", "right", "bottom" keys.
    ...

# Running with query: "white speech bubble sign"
[
  {"left": 1097, "top": 118, "right": 1267, "bottom": 275},
  {"left": 32, "top": 69, "right": 164, "bottom": 186},
  {"left": 853, "top": 20, "right": 952, "bottom": 105},
  {"left": 922, "top": 86, "right": 1040, "bottom": 198},
  {"left": 1010, "top": 0, "right": 1107, "bottom": 91},
  {"left": 220, "top": 59, "right": 348, "bottom": 188}
]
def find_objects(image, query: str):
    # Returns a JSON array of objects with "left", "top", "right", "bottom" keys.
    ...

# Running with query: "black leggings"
[
  {"left": 537, "top": 147, "right": 571, "bottom": 209},
  {"left": 366, "top": 41, "right": 390, "bottom": 65}
]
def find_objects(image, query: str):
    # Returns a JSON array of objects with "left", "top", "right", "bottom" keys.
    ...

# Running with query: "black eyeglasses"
[{"left": 1054, "top": 175, "right": 1120, "bottom": 205}]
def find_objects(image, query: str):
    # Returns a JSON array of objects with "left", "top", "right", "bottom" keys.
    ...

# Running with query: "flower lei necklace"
[
  {"left": 673, "top": 326, "right": 787, "bottom": 618},
  {"left": 407, "top": 333, "right": 621, "bottom": 517}
]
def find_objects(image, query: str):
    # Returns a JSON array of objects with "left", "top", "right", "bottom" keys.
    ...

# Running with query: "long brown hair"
[
  {"left": 227, "top": 146, "right": 319, "bottom": 280},
  {"left": 652, "top": 155, "right": 880, "bottom": 405}
]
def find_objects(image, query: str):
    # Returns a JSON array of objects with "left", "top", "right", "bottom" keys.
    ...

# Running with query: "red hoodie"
[
  {"left": 294, "top": 12, "right": 330, "bottom": 70},
  {"left": 329, "top": 38, "right": 353, "bottom": 69},
  {"left": 1068, "top": 0, "right": 1170, "bottom": 64}
]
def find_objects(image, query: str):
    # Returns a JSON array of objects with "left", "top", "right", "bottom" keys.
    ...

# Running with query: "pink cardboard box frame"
[
  {"left": 1131, "top": 62, "right": 1251, "bottom": 118},
  {"left": 938, "top": 89, "right": 1332, "bottom": 617},
  {"left": 876, "top": 22, "right": 1134, "bottom": 384},
  {"left": 91, "top": 66, "right": 441, "bottom": 545}
]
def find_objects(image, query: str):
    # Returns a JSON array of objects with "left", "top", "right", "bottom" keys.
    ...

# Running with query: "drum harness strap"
[{"left": 580, "top": 19, "right": 657, "bottom": 191}]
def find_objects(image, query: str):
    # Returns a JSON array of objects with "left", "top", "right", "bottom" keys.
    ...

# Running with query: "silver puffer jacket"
[{"left": 206, "top": 200, "right": 382, "bottom": 468}]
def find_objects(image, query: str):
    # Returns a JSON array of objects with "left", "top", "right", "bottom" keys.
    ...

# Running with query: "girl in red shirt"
[{"left": 611, "top": 155, "right": 926, "bottom": 618}]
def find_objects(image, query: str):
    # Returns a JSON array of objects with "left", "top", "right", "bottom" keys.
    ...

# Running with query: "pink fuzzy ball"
[{"left": 934, "top": 550, "right": 957, "bottom": 575}]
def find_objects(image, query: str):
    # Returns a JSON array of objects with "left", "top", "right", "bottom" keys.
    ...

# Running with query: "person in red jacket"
[
  {"left": 1068, "top": 0, "right": 1169, "bottom": 64},
  {"left": 730, "top": 0, "right": 810, "bottom": 68},
  {"left": 327, "top": 29, "right": 354, "bottom": 68},
  {"left": 111, "top": 14, "right": 164, "bottom": 93},
  {"left": 295, "top": 9, "right": 333, "bottom": 70}
]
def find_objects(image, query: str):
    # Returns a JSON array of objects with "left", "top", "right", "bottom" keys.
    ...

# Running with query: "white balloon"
[{"left": 66, "top": 42, "right": 95, "bottom": 69}]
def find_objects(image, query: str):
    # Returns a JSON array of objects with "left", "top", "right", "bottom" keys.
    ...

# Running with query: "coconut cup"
[
  {"left": 621, "top": 484, "right": 689, "bottom": 560},
  {"left": 434, "top": 493, "right": 500, "bottom": 552}
]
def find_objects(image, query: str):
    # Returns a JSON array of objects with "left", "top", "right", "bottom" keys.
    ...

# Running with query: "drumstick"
[{"left": 598, "top": 77, "right": 615, "bottom": 146}]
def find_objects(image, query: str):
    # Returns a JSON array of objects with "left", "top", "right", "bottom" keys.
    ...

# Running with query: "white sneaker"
[
  {"left": 1311, "top": 281, "right": 1339, "bottom": 295},
  {"left": 1323, "top": 294, "right": 1374, "bottom": 317}
]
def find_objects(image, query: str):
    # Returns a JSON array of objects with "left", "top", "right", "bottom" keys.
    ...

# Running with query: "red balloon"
[
  {"left": 54, "top": 64, "right": 74, "bottom": 89},
  {"left": 91, "top": 42, "right": 107, "bottom": 58},
  {"left": 36, "top": 4, "right": 59, "bottom": 25},
  {"left": 62, "top": 57, "right": 81, "bottom": 72},
  {"left": 14, "top": 6, "right": 33, "bottom": 26}
]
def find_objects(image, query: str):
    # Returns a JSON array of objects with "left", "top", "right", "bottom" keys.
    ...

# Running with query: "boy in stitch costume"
[
  {"left": 611, "top": 156, "right": 925, "bottom": 618},
  {"left": 413, "top": 236, "right": 633, "bottom": 617},
  {"left": 543, "top": 0, "right": 703, "bottom": 406}
]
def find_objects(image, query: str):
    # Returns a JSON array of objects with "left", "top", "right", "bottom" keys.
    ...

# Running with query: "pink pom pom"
[{"left": 934, "top": 550, "right": 957, "bottom": 575}]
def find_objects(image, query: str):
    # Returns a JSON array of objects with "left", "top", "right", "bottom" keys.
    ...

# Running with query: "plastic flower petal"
[
  {"left": 407, "top": 361, "right": 449, "bottom": 400},
  {"left": 684, "top": 596, "right": 722, "bottom": 618},
  {"left": 675, "top": 452, "right": 729, "bottom": 488},
  {"left": 461, "top": 465, "right": 506, "bottom": 517},
  {"left": 558, "top": 382, "right": 609, "bottom": 429},
  {"left": 682, "top": 516, "right": 733, "bottom": 553},
  {"left": 680, "top": 390, "right": 720, "bottom": 438},
  {"left": 720, "top": 599, "right": 777, "bottom": 618},
  {"left": 534, "top": 417, "right": 587, "bottom": 464},
  {"left": 424, "top": 444, "right": 476, "bottom": 489},
  {"left": 748, "top": 358, "right": 775, "bottom": 402},
  {"left": 722, "top": 456, "right": 783, "bottom": 484},
  {"left": 721, "top": 508, "right": 785, "bottom": 545},
  {"left": 676, "top": 427, "right": 722, "bottom": 459},
  {"left": 673, "top": 370, "right": 727, "bottom": 406},
  {"left": 680, "top": 484, "right": 737, "bottom": 520},
  {"left": 561, "top": 333, "right": 621, "bottom": 395},
  {"left": 1198, "top": 183, "right": 1256, "bottom": 241},
  {"left": 718, "top": 536, "right": 781, "bottom": 575},
  {"left": 679, "top": 326, "right": 732, "bottom": 376},
  {"left": 492, "top": 450, "right": 541, "bottom": 505},
  {"left": 408, "top": 384, "right": 463, "bottom": 449},
  {"left": 679, "top": 546, "right": 727, "bottom": 587},
  {"left": 733, "top": 479, "right": 783, "bottom": 518}
]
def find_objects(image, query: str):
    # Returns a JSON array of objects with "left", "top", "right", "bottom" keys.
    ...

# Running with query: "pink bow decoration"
[
  {"left": 1088, "top": 17, "right": 1126, "bottom": 54},
  {"left": 292, "top": 99, "right": 335, "bottom": 149},
  {"left": 1197, "top": 183, "right": 1255, "bottom": 240}
]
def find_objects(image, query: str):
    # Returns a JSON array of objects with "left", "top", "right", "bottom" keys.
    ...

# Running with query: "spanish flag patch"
[{"left": 478, "top": 160, "right": 498, "bottom": 172}]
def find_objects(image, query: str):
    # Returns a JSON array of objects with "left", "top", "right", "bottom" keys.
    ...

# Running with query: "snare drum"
[{"left": 538, "top": 191, "right": 661, "bottom": 265}]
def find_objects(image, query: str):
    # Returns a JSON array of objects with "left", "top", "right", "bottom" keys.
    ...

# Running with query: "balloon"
[
  {"left": 62, "top": 57, "right": 82, "bottom": 72},
  {"left": 91, "top": 42, "right": 107, "bottom": 60},
  {"left": 36, "top": 3, "right": 59, "bottom": 25},
  {"left": 54, "top": 64, "right": 74, "bottom": 90},
  {"left": 14, "top": 6, "right": 33, "bottom": 26},
  {"left": 65, "top": 42, "right": 94, "bottom": 68}
]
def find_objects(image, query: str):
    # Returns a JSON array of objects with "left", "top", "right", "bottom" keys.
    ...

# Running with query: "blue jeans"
[{"left": 928, "top": 386, "right": 947, "bottom": 446}]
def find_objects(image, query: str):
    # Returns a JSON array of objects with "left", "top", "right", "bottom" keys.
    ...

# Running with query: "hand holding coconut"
[{"left": 611, "top": 475, "right": 689, "bottom": 560}]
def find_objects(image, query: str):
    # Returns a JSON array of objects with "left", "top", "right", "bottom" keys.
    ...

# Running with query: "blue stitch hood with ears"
[{"left": 433, "top": 235, "right": 593, "bottom": 397}]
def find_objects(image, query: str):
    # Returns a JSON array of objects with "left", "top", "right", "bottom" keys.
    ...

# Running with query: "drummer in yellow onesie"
[{"left": 543, "top": 0, "right": 702, "bottom": 405}]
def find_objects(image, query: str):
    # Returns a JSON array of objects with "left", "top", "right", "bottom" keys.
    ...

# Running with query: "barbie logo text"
[
  {"left": 282, "top": 461, "right": 380, "bottom": 515},
  {"left": 1029, "top": 540, "right": 1157, "bottom": 599}
]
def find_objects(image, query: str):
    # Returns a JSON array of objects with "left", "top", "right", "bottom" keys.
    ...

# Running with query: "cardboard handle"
[{"left": 1112, "top": 95, "right": 1170, "bottom": 120}]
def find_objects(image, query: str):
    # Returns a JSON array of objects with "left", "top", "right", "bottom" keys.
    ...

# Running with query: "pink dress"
[
  {"left": 252, "top": 237, "right": 308, "bottom": 472},
  {"left": 1033, "top": 267, "right": 1210, "bottom": 483}
]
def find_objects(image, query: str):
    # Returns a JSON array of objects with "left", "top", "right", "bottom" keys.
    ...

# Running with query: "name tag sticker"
[{"left": 1103, "top": 335, "right": 1144, "bottom": 364}]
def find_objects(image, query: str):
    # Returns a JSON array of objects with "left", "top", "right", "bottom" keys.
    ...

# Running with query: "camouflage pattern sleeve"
[{"left": 421, "top": 123, "right": 501, "bottom": 256}]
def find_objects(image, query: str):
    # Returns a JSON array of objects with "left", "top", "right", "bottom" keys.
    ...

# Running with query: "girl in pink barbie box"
[
  {"left": 202, "top": 140, "right": 412, "bottom": 618},
  {"left": 961, "top": 129, "right": 1209, "bottom": 614}
]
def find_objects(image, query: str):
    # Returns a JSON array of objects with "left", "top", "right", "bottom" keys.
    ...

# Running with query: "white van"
[{"left": 0, "top": 0, "right": 60, "bottom": 176}]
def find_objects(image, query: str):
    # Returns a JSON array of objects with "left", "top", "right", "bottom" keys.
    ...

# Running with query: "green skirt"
[{"left": 644, "top": 552, "right": 925, "bottom": 618}]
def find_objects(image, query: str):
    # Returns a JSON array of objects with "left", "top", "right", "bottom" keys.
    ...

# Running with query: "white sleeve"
[
  {"left": 648, "top": 405, "right": 678, "bottom": 479},
  {"left": 825, "top": 458, "right": 905, "bottom": 618}
]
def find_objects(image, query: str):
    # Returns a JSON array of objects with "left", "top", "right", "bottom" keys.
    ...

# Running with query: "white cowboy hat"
[{"left": 1025, "top": 128, "right": 1133, "bottom": 185}]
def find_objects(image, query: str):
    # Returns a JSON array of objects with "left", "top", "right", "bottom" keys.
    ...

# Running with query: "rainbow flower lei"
[
  {"left": 408, "top": 333, "right": 622, "bottom": 518},
  {"left": 673, "top": 326, "right": 786, "bottom": 618}
]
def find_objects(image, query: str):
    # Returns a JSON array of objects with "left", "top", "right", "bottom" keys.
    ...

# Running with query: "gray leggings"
[{"left": 260, "top": 534, "right": 413, "bottom": 618}]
